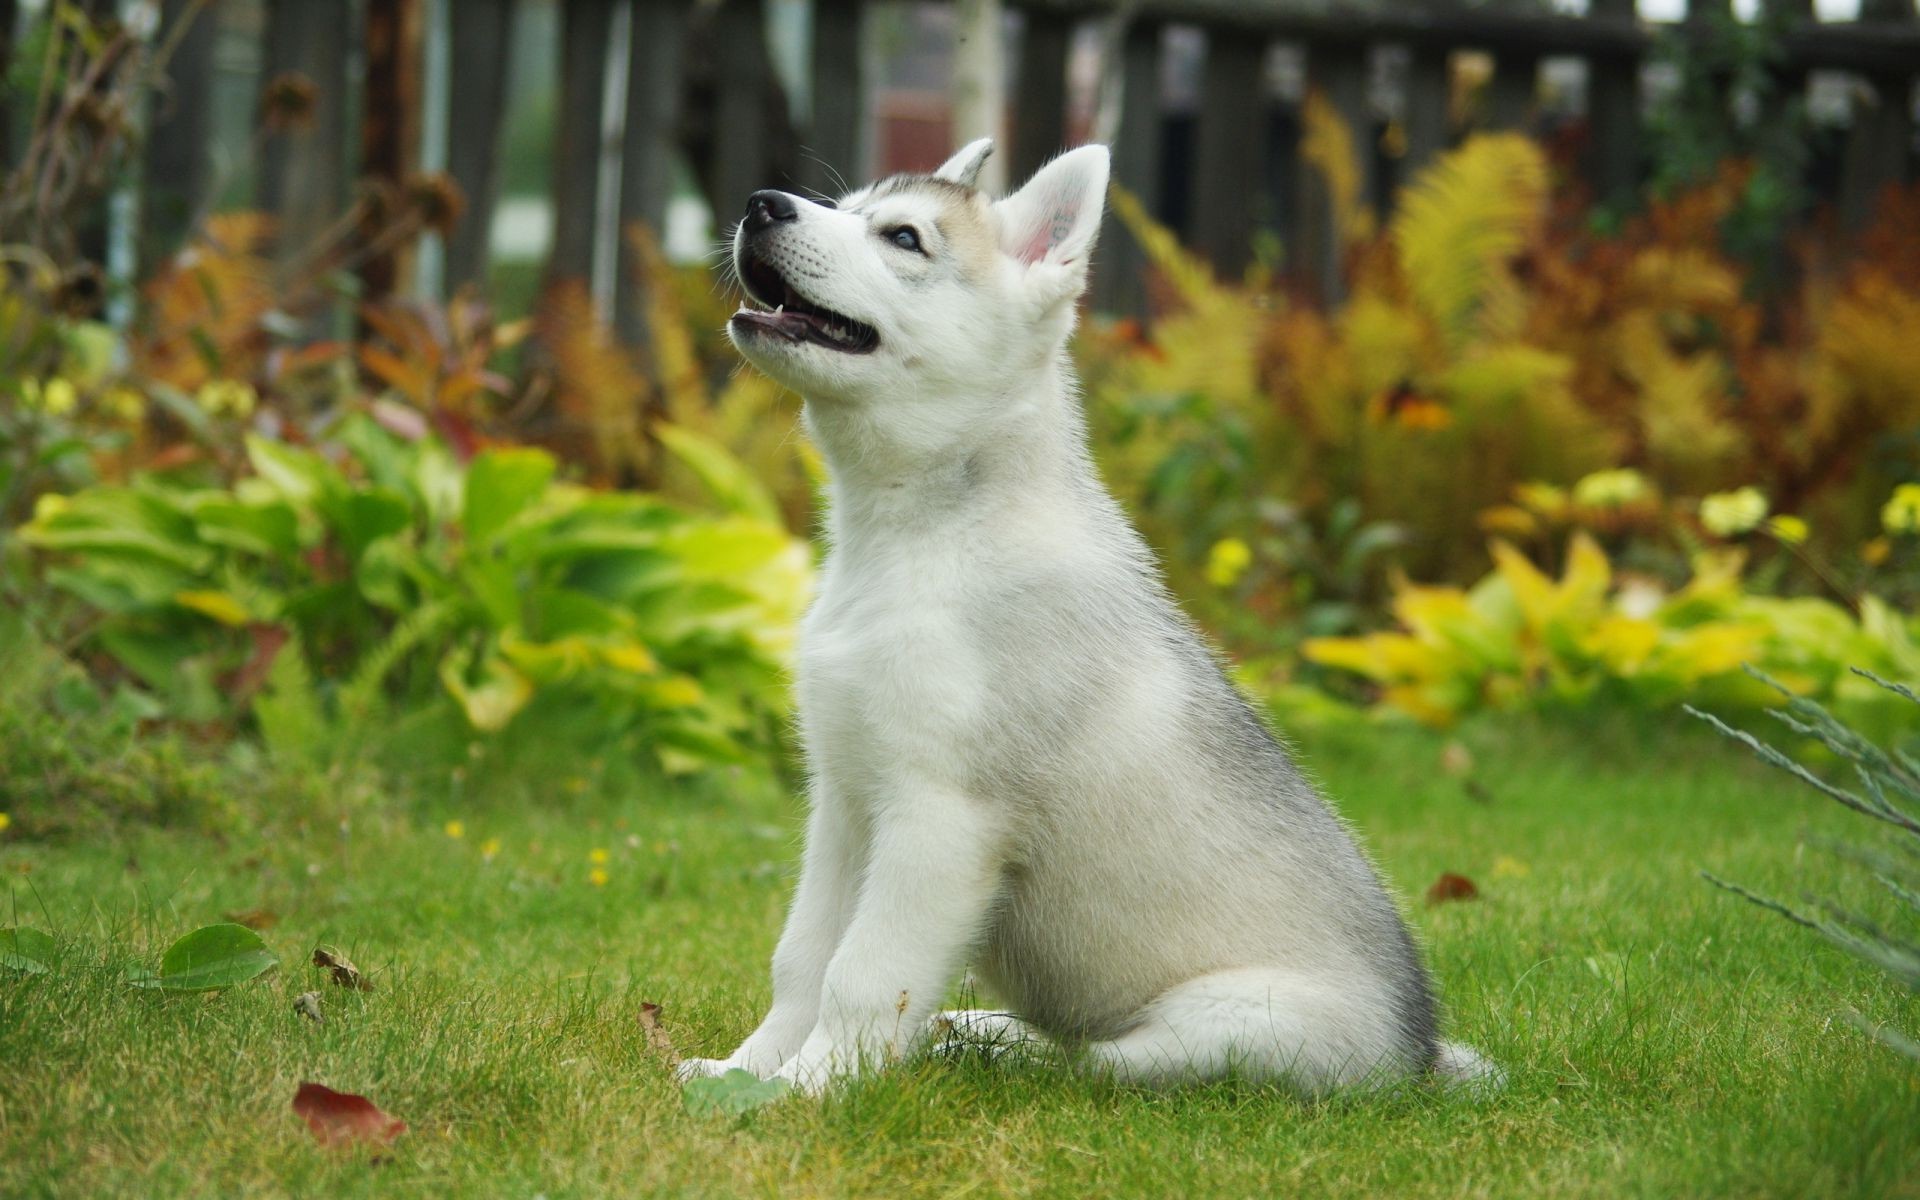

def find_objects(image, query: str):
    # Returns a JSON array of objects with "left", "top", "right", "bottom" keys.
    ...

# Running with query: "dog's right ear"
[
  {"left": 933, "top": 139, "right": 995, "bottom": 189},
  {"left": 991, "top": 145, "right": 1110, "bottom": 310}
]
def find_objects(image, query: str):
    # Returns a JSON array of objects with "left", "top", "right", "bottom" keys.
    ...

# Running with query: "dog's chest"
[{"left": 796, "top": 530, "right": 995, "bottom": 787}]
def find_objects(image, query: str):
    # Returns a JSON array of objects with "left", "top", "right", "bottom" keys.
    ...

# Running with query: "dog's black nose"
[{"left": 744, "top": 189, "right": 798, "bottom": 234}]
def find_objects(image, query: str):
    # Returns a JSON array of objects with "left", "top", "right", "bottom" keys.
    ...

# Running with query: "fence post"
[
  {"left": 616, "top": 0, "right": 691, "bottom": 345},
  {"left": 1293, "top": 39, "right": 1371, "bottom": 303},
  {"left": 1095, "top": 17, "right": 1162, "bottom": 315},
  {"left": 1584, "top": 0, "right": 1641, "bottom": 208},
  {"left": 803, "top": 0, "right": 866, "bottom": 196},
  {"left": 358, "top": 0, "right": 424, "bottom": 304},
  {"left": 259, "top": 0, "right": 353, "bottom": 277},
  {"left": 1190, "top": 24, "right": 1266, "bottom": 277},
  {"left": 545, "top": 0, "right": 616, "bottom": 296},
  {"left": 444, "top": 0, "right": 516, "bottom": 293},
  {"left": 1401, "top": 46, "right": 1452, "bottom": 178},
  {"left": 1013, "top": 10, "right": 1073, "bottom": 184},
  {"left": 1839, "top": 0, "right": 1917, "bottom": 230},
  {"left": 140, "top": 0, "right": 217, "bottom": 270},
  {"left": 711, "top": 0, "right": 775, "bottom": 214}
]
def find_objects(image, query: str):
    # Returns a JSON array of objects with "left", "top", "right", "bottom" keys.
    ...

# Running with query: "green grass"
[{"left": 2, "top": 714, "right": 1918, "bottom": 1198}]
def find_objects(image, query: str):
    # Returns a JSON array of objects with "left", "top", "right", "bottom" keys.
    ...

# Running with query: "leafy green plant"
[
  {"left": 1304, "top": 532, "right": 1920, "bottom": 726},
  {"left": 1690, "top": 670, "right": 1920, "bottom": 1062},
  {"left": 20, "top": 414, "right": 809, "bottom": 776},
  {"left": 0, "top": 928, "right": 56, "bottom": 976}
]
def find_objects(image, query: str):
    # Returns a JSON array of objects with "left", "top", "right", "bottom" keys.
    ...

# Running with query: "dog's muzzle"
[{"left": 743, "top": 190, "right": 798, "bottom": 236}]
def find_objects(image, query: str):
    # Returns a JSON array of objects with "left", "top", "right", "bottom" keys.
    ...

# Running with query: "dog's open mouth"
[{"left": 731, "top": 255, "right": 879, "bottom": 354}]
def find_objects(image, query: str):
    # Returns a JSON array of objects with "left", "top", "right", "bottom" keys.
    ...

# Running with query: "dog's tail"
[{"left": 1433, "top": 1041, "right": 1505, "bottom": 1092}]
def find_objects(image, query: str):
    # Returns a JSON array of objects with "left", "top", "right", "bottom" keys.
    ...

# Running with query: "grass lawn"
[{"left": 2, "top": 713, "right": 1918, "bottom": 1198}]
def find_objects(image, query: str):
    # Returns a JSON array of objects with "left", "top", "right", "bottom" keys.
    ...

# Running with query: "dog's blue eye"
[{"left": 887, "top": 226, "right": 922, "bottom": 253}]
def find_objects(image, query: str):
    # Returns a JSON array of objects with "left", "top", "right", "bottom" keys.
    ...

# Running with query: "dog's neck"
[{"left": 805, "top": 349, "right": 1087, "bottom": 544}]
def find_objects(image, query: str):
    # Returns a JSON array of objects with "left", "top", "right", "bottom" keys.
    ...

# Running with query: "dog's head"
[{"left": 726, "top": 140, "right": 1110, "bottom": 406}]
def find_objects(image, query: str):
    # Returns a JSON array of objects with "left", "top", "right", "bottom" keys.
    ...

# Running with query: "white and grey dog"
[{"left": 679, "top": 140, "right": 1496, "bottom": 1096}]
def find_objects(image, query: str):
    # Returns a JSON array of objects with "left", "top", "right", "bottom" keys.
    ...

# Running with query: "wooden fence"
[{"left": 112, "top": 0, "right": 1920, "bottom": 327}]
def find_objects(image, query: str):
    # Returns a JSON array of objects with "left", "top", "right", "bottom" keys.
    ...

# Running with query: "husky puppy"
[{"left": 680, "top": 140, "right": 1496, "bottom": 1096}]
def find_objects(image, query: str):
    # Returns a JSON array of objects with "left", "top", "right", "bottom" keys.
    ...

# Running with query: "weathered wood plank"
[
  {"left": 1292, "top": 40, "right": 1369, "bottom": 303},
  {"left": 444, "top": 0, "right": 516, "bottom": 292},
  {"left": 1839, "top": 0, "right": 1917, "bottom": 230},
  {"left": 546, "top": 0, "right": 616, "bottom": 291},
  {"left": 1191, "top": 26, "right": 1266, "bottom": 275},
  {"left": 259, "top": 0, "right": 354, "bottom": 268},
  {"left": 803, "top": 0, "right": 866, "bottom": 195},
  {"left": 616, "top": 0, "right": 692, "bottom": 344},
  {"left": 1583, "top": 0, "right": 1640, "bottom": 208},
  {"left": 1012, "top": 10, "right": 1074, "bottom": 184},
  {"left": 1094, "top": 17, "right": 1162, "bottom": 315},
  {"left": 141, "top": 0, "right": 217, "bottom": 269},
  {"left": 358, "top": 0, "right": 424, "bottom": 302},
  {"left": 1400, "top": 48, "right": 1450, "bottom": 178}
]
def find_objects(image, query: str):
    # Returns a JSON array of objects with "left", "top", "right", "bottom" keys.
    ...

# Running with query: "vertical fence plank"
[
  {"left": 444, "top": 0, "right": 516, "bottom": 292},
  {"left": 546, "top": 0, "right": 616, "bottom": 293},
  {"left": 711, "top": 0, "right": 773, "bottom": 218},
  {"left": 0, "top": 0, "right": 17, "bottom": 168},
  {"left": 1012, "top": 11, "right": 1073, "bottom": 184},
  {"left": 1400, "top": 47, "right": 1451, "bottom": 178},
  {"left": 616, "top": 0, "right": 691, "bottom": 344},
  {"left": 1094, "top": 17, "right": 1162, "bottom": 315},
  {"left": 141, "top": 0, "right": 217, "bottom": 269},
  {"left": 1839, "top": 0, "right": 1917, "bottom": 230},
  {"left": 804, "top": 0, "right": 866, "bottom": 195},
  {"left": 1293, "top": 40, "right": 1369, "bottom": 303},
  {"left": 259, "top": 0, "right": 353, "bottom": 270},
  {"left": 358, "top": 0, "right": 424, "bottom": 303},
  {"left": 1191, "top": 25, "right": 1265, "bottom": 276},
  {"left": 1584, "top": 0, "right": 1641, "bottom": 208},
  {"left": 1487, "top": 50, "right": 1538, "bottom": 132}
]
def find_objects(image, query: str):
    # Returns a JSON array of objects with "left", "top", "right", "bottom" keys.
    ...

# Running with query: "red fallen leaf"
[
  {"left": 292, "top": 1082, "right": 407, "bottom": 1147},
  {"left": 1425, "top": 872, "right": 1481, "bottom": 906}
]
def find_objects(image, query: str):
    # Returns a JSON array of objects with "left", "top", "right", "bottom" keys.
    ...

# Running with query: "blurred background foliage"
[{"left": 0, "top": 0, "right": 1916, "bottom": 836}]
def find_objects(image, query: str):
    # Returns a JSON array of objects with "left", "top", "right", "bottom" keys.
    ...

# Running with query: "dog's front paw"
[{"left": 674, "top": 1056, "right": 737, "bottom": 1083}]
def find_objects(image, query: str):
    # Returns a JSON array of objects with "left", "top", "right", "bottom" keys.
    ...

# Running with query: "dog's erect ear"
[
  {"left": 991, "top": 145, "right": 1110, "bottom": 293},
  {"left": 933, "top": 138, "right": 995, "bottom": 189}
]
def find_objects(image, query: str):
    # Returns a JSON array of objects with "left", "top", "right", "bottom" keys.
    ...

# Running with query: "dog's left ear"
[
  {"left": 934, "top": 138, "right": 995, "bottom": 189},
  {"left": 992, "top": 145, "right": 1110, "bottom": 306}
]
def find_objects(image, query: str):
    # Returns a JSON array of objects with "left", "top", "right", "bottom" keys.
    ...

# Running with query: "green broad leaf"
[
  {"left": 655, "top": 423, "right": 781, "bottom": 524},
  {"left": 0, "top": 927, "right": 56, "bottom": 976},
  {"left": 439, "top": 646, "right": 534, "bottom": 733},
  {"left": 191, "top": 499, "right": 300, "bottom": 559},
  {"left": 132, "top": 923, "right": 279, "bottom": 993},
  {"left": 317, "top": 487, "right": 412, "bottom": 562},
  {"left": 682, "top": 1069, "right": 790, "bottom": 1118},
  {"left": 246, "top": 436, "right": 341, "bottom": 506},
  {"left": 463, "top": 447, "right": 555, "bottom": 546}
]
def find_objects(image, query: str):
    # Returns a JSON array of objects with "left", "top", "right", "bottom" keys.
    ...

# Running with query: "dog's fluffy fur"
[{"left": 679, "top": 141, "right": 1498, "bottom": 1095}]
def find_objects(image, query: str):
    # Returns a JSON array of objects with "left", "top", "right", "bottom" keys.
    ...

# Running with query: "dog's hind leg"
[{"left": 1078, "top": 967, "right": 1428, "bottom": 1095}]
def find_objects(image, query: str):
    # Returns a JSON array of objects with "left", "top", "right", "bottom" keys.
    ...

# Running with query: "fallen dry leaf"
[
  {"left": 638, "top": 1002, "right": 681, "bottom": 1068},
  {"left": 312, "top": 946, "right": 371, "bottom": 990},
  {"left": 293, "top": 991, "right": 324, "bottom": 1025},
  {"left": 292, "top": 1082, "right": 407, "bottom": 1147},
  {"left": 225, "top": 908, "right": 279, "bottom": 930},
  {"left": 1425, "top": 872, "right": 1481, "bottom": 905}
]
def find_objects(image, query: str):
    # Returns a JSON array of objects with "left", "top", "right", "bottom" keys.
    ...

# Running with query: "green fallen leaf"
[
  {"left": 0, "top": 927, "right": 56, "bottom": 976},
  {"left": 682, "top": 1069, "right": 790, "bottom": 1118},
  {"left": 131, "top": 923, "right": 279, "bottom": 993}
]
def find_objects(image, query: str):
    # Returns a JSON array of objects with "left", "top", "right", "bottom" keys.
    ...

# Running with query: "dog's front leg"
[
  {"left": 677, "top": 783, "right": 863, "bottom": 1081},
  {"left": 773, "top": 789, "right": 1004, "bottom": 1095}
]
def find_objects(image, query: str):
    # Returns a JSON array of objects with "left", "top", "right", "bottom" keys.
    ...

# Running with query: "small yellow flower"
[
  {"left": 587, "top": 867, "right": 610, "bottom": 887},
  {"left": 1572, "top": 469, "right": 1650, "bottom": 510},
  {"left": 99, "top": 386, "right": 146, "bottom": 422},
  {"left": 443, "top": 819, "right": 466, "bottom": 840},
  {"left": 1699, "top": 487, "right": 1768, "bottom": 537},
  {"left": 588, "top": 847, "right": 610, "bottom": 865},
  {"left": 194, "top": 379, "right": 258, "bottom": 419},
  {"left": 1863, "top": 537, "right": 1893, "bottom": 566},
  {"left": 480, "top": 837, "right": 501, "bottom": 862},
  {"left": 23, "top": 378, "right": 78, "bottom": 416},
  {"left": 1765, "top": 514, "right": 1808, "bottom": 545},
  {"left": 1515, "top": 482, "right": 1569, "bottom": 518},
  {"left": 1205, "top": 537, "right": 1252, "bottom": 589},
  {"left": 0, "top": 812, "right": 11, "bottom": 833},
  {"left": 1882, "top": 484, "right": 1920, "bottom": 536}
]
